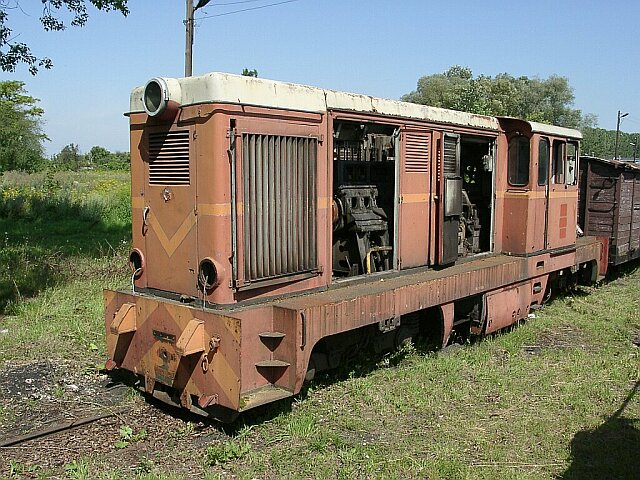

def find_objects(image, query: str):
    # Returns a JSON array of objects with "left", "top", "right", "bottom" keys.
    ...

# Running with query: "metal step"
[
  {"left": 255, "top": 360, "right": 291, "bottom": 368},
  {"left": 258, "top": 331, "right": 286, "bottom": 339},
  {"left": 240, "top": 385, "right": 293, "bottom": 411}
]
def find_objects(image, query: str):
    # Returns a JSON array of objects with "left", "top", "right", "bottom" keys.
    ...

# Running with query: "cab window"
[
  {"left": 552, "top": 141, "right": 565, "bottom": 184},
  {"left": 538, "top": 138, "right": 550, "bottom": 186},
  {"left": 508, "top": 136, "right": 530, "bottom": 186},
  {"left": 566, "top": 142, "right": 578, "bottom": 185}
]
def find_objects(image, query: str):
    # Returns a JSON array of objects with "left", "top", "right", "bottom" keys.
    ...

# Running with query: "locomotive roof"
[
  {"left": 129, "top": 72, "right": 500, "bottom": 131},
  {"left": 527, "top": 121, "right": 582, "bottom": 140}
]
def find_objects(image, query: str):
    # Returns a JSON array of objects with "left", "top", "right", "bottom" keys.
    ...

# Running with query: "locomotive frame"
[{"left": 105, "top": 73, "right": 605, "bottom": 421}]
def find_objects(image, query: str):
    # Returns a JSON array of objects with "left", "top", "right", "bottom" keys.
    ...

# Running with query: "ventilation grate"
[
  {"left": 148, "top": 130, "right": 190, "bottom": 185},
  {"left": 443, "top": 135, "right": 459, "bottom": 176},
  {"left": 405, "top": 132, "right": 430, "bottom": 173},
  {"left": 242, "top": 134, "right": 317, "bottom": 282}
]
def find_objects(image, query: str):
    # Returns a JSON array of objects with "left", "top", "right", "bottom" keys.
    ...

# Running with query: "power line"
[
  {"left": 206, "top": 0, "right": 278, "bottom": 6},
  {"left": 196, "top": 0, "right": 302, "bottom": 19}
]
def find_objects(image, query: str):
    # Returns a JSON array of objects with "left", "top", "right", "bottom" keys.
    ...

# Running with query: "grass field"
[
  {"left": 0, "top": 170, "right": 131, "bottom": 363},
  {"left": 0, "top": 170, "right": 638, "bottom": 479}
]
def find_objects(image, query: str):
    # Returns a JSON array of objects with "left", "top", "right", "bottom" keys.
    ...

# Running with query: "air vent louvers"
[
  {"left": 148, "top": 130, "right": 190, "bottom": 186},
  {"left": 405, "top": 133, "right": 430, "bottom": 173}
]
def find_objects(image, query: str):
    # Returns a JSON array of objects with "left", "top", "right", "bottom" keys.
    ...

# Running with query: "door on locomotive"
[
  {"left": 546, "top": 139, "right": 579, "bottom": 251},
  {"left": 440, "top": 133, "right": 496, "bottom": 265},
  {"left": 140, "top": 124, "right": 200, "bottom": 297},
  {"left": 398, "top": 126, "right": 432, "bottom": 269},
  {"left": 499, "top": 118, "right": 581, "bottom": 255}
]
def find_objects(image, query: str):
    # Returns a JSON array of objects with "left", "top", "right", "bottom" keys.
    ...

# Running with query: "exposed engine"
[
  {"left": 332, "top": 185, "right": 392, "bottom": 276},
  {"left": 458, "top": 190, "right": 482, "bottom": 256}
]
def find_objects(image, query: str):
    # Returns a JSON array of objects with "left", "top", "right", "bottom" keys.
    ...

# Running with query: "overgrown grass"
[
  {"left": 205, "top": 268, "right": 639, "bottom": 480},
  {"left": 0, "top": 169, "right": 131, "bottom": 361},
  {"left": 0, "top": 170, "right": 638, "bottom": 479}
]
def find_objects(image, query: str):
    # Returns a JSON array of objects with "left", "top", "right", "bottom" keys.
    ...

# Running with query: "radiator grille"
[
  {"left": 242, "top": 134, "right": 318, "bottom": 282},
  {"left": 148, "top": 130, "right": 190, "bottom": 185},
  {"left": 443, "top": 135, "right": 459, "bottom": 176},
  {"left": 405, "top": 133, "right": 430, "bottom": 173}
]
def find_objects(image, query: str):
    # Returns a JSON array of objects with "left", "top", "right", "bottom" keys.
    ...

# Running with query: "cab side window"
[
  {"left": 566, "top": 142, "right": 578, "bottom": 185},
  {"left": 508, "top": 136, "right": 530, "bottom": 186},
  {"left": 552, "top": 141, "right": 565, "bottom": 184},
  {"left": 538, "top": 138, "right": 550, "bottom": 186}
]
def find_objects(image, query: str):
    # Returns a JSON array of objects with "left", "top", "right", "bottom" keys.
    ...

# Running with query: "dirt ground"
[{"left": 0, "top": 360, "right": 230, "bottom": 478}]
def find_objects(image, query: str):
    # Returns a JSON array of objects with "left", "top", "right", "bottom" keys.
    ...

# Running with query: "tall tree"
[
  {"left": 403, "top": 66, "right": 594, "bottom": 129},
  {"left": 53, "top": 143, "right": 82, "bottom": 170},
  {"left": 0, "top": 80, "right": 46, "bottom": 172},
  {"left": 1, "top": 1, "right": 129, "bottom": 74}
]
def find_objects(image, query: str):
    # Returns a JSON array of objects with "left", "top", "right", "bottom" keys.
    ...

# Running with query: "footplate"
[{"left": 104, "top": 289, "right": 242, "bottom": 413}]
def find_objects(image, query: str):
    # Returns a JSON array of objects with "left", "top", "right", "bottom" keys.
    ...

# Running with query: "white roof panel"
[
  {"left": 130, "top": 72, "right": 500, "bottom": 131},
  {"left": 528, "top": 120, "right": 583, "bottom": 140}
]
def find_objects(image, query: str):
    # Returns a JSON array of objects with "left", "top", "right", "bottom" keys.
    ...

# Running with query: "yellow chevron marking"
[
  {"left": 163, "top": 306, "right": 240, "bottom": 395},
  {"left": 211, "top": 346, "right": 240, "bottom": 396},
  {"left": 223, "top": 316, "right": 241, "bottom": 344},
  {"left": 148, "top": 211, "right": 196, "bottom": 257}
]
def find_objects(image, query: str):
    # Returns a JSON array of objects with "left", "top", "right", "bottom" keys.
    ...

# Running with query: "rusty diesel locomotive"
[{"left": 105, "top": 73, "right": 607, "bottom": 421}]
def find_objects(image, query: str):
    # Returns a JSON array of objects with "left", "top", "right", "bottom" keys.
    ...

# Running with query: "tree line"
[
  {"left": 0, "top": 80, "right": 129, "bottom": 173},
  {"left": 402, "top": 66, "right": 638, "bottom": 159},
  {"left": 2, "top": 68, "right": 638, "bottom": 175}
]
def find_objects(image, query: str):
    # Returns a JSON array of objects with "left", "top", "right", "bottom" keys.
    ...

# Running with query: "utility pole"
[
  {"left": 614, "top": 110, "right": 629, "bottom": 160},
  {"left": 185, "top": 0, "right": 194, "bottom": 77},
  {"left": 185, "top": 0, "right": 212, "bottom": 77},
  {"left": 632, "top": 137, "right": 638, "bottom": 163}
]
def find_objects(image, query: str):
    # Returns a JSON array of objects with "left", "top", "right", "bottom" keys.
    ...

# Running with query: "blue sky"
[{"left": 4, "top": 0, "right": 640, "bottom": 156}]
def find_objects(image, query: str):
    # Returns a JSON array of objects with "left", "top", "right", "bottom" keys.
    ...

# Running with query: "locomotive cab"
[{"left": 497, "top": 118, "right": 581, "bottom": 256}]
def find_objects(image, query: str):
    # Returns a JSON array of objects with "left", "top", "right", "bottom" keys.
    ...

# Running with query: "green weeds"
[
  {"left": 64, "top": 458, "right": 90, "bottom": 480},
  {"left": 204, "top": 439, "right": 252, "bottom": 466},
  {"left": 114, "top": 424, "right": 148, "bottom": 449},
  {"left": 0, "top": 170, "right": 131, "bottom": 361}
]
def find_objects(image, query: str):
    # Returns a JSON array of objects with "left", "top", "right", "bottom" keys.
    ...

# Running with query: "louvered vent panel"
[
  {"left": 443, "top": 135, "right": 458, "bottom": 175},
  {"left": 242, "top": 134, "right": 318, "bottom": 283},
  {"left": 405, "top": 133, "right": 430, "bottom": 173},
  {"left": 148, "top": 130, "right": 190, "bottom": 185}
]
